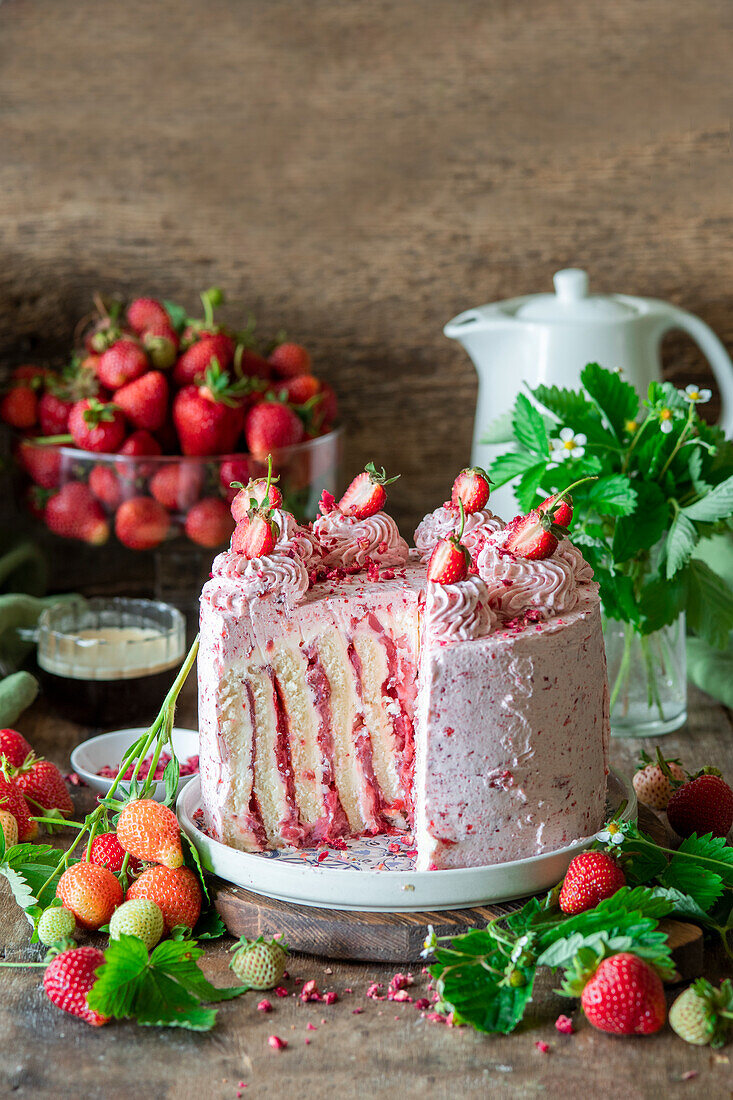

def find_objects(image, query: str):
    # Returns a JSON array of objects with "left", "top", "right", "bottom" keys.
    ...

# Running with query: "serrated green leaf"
[
  {"left": 616, "top": 827, "right": 670, "bottom": 884},
  {"left": 597, "top": 570, "right": 640, "bottom": 625},
  {"left": 650, "top": 886, "right": 715, "bottom": 923},
  {"left": 532, "top": 384, "right": 598, "bottom": 424},
  {"left": 672, "top": 833, "right": 733, "bottom": 889},
  {"left": 581, "top": 363, "right": 639, "bottom": 440},
  {"left": 480, "top": 411, "right": 514, "bottom": 444},
  {"left": 163, "top": 756, "right": 180, "bottom": 808},
  {"left": 687, "top": 447, "right": 712, "bottom": 496},
  {"left": 585, "top": 474, "right": 637, "bottom": 517},
  {"left": 659, "top": 862, "right": 723, "bottom": 911},
  {"left": 686, "top": 558, "right": 733, "bottom": 648},
  {"left": 87, "top": 934, "right": 247, "bottom": 1031},
  {"left": 682, "top": 474, "right": 733, "bottom": 523},
  {"left": 182, "top": 830, "right": 210, "bottom": 903},
  {"left": 613, "top": 482, "right": 669, "bottom": 562},
  {"left": 646, "top": 380, "right": 688, "bottom": 411},
  {"left": 0, "top": 843, "right": 68, "bottom": 922},
  {"left": 512, "top": 393, "right": 549, "bottom": 457},
  {"left": 637, "top": 569, "right": 688, "bottom": 634},
  {"left": 665, "top": 511, "right": 698, "bottom": 578},
  {"left": 193, "top": 906, "right": 226, "bottom": 940},
  {"left": 430, "top": 936, "right": 536, "bottom": 1034},
  {"left": 487, "top": 449, "right": 542, "bottom": 489},
  {"left": 515, "top": 463, "right": 547, "bottom": 512}
]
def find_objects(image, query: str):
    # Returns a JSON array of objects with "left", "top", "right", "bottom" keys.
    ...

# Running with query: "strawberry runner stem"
[{"left": 37, "top": 636, "right": 200, "bottom": 899}]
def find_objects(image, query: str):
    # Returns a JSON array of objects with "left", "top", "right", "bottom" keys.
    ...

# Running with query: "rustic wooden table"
[{"left": 1, "top": 680, "right": 731, "bottom": 1100}]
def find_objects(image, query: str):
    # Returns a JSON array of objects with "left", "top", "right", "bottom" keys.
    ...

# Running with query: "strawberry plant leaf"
[
  {"left": 162, "top": 300, "right": 189, "bottom": 333},
  {"left": 658, "top": 863, "right": 723, "bottom": 912},
  {"left": 650, "top": 886, "right": 715, "bottom": 924},
  {"left": 0, "top": 843, "right": 69, "bottom": 923},
  {"left": 430, "top": 932, "right": 536, "bottom": 1034},
  {"left": 671, "top": 833, "right": 733, "bottom": 889},
  {"left": 585, "top": 475, "right": 637, "bottom": 517},
  {"left": 612, "top": 482, "right": 668, "bottom": 562},
  {"left": 512, "top": 393, "right": 549, "bottom": 457},
  {"left": 665, "top": 511, "right": 698, "bottom": 578},
  {"left": 182, "top": 830, "right": 210, "bottom": 902},
  {"left": 686, "top": 558, "right": 733, "bottom": 648},
  {"left": 515, "top": 463, "right": 548, "bottom": 512},
  {"left": 193, "top": 906, "right": 226, "bottom": 940},
  {"left": 638, "top": 569, "right": 689, "bottom": 634},
  {"left": 580, "top": 362, "right": 639, "bottom": 440},
  {"left": 87, "top": 934, "right": 247, "bottom": 1030},
  {"left": 488, "top": 450, "right": 542, "bottom": 490},
  {"left": 532, "top": 384, "right": 598, "bottom": 425},
  {"left": 683, "top": 473, "right": 733, "bottom": 523}
]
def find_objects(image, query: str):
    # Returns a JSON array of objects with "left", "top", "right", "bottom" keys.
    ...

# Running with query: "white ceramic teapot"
[{"left": 445, "top": 268, "right": 733, "bottom": 515}]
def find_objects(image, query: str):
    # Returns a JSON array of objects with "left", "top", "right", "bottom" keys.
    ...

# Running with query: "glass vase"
[{"left": 603, "top": 614, "right": 687, "bottom": 737}]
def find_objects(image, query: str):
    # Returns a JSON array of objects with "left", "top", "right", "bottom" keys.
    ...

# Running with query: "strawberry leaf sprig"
[{"left": 485, "top": 366, "right": 733, "bottom": 649}]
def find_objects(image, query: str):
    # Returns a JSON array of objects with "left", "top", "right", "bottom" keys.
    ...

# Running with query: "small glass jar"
[
  {"left": 603, "top": 614, "right": 687, "bottom": 737},
  {"left": 37, "top": 597, "right": 186, "bottom": 726}
]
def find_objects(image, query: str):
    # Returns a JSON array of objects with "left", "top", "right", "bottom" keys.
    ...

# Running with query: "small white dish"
[
  {"left": 177, "top": 769, "right": 636, "bottom": 913},
  {"left": 71, "top": 727, "right": 199, "bottom": 801}
]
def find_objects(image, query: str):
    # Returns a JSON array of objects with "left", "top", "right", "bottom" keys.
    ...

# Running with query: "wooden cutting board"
[{"left": 210, "top": 804, "right": 703, "bottom": 971}]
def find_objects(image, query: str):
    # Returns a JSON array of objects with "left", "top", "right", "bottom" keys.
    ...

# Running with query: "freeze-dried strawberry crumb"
[
  {"left": 317, "top": 851, "right": 329, "bottom": 863},
  {"left": 257, "top": 999, "right": 273, "bottom": 1013},
  {"left": 352, "top": 1008, "right": 363, "bottom": 1015},
  {"left": 555, "top": 1014, "right": 574, "bottom": 1034},
  {"left": 414, "top": 998, "right": 430, "bottom": 1010},
  {"left": 389, "top": 972, "right": 413, "bottom": 992},
  {"left": 306, "top": 1022, "right": 317, "bottom": 1031},
  {"left": 268, "top": 1035, "right": 288, "bottom": 1051},
  {"left": 274, "top": 987, "right": 289, "bottom": 998},
  {"left": 390, "top": 990, "right": 412, "bottom": 1003},
  {"left": 381, "top": 569, "right": 395, "bottom": 580},
  {"left": 535, "top": 1040, "right": 550, "bottom": 1054},
  {"left": 366, "top": 983, "right": 384, "bottom": 1000},
  {"left": 426, "top": 1012, "right": 447, "bottom": 1024},
  {"left": 300, "top": 980, "right": 320, "bottom": 1003},
  {"left": 323, "top": 991, "right": 338, "bottom": 1005}
]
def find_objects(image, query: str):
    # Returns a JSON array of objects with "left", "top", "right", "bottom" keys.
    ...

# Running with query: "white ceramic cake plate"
[{"left": 177, "top": 769, "right": 636, "bottom": 913}]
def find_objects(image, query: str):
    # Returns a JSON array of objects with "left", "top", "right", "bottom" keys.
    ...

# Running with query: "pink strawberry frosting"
[
  {"left": 414, "top": 504, "right": 504, "bottom": 563},
  {"left": 425, "top": 575, "right": 497, "bottom": 642},
  {"left": 475, "top": 530, "right": 595, "bottom": 622},
  {"left": 210, "top": 552, "right": 309, "bottom": 608},
  {"left": 312, "top": 509, "right": 409, "bottom": 569}
]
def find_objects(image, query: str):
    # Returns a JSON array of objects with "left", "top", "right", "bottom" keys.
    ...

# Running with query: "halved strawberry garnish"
[
  {"left": 231, "top": 513, "right": 280, "bottom": 559},
  {"left": 230, "top": 455, "right": 283, "bottom": 522},
  {"left": 427, "top": 501, "right": 471, "bottom": 584},
  {"left": 338, "top": 462, "right": 400, "bottom": 520},
  {"left": 504, "top": 478, "right": 593, "bottom": 561},
  {"left": 450, "top": 466, "right": 492, "bottom": 515},
  {"left": 538, "top": 492, "right": 573, "bottom": 528}
]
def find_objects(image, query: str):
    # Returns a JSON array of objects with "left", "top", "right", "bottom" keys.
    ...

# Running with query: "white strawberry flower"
[
  {"left": 596, "top": 823, "right": 625, "bottom": 846},
  {"left": 550, "top": 427, "right": 587, "bottom": 461},
  {"left": 684, "top": 384, "right": 712, "bottom": 404},
  {"left": 658, "top": 408, "right": 674, "bottom": 433},
  {"left": 420, "top": 925, "right": 438, "bottom": 958}
]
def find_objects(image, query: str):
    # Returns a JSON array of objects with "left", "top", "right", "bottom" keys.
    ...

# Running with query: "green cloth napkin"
[{"left": 687, "top": 534, "right": 733, "bottom": 705}]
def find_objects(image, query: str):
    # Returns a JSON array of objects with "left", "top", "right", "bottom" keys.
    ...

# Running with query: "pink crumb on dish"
[{"left": 97, "top": 751, "right": 199, "bottom": 780}]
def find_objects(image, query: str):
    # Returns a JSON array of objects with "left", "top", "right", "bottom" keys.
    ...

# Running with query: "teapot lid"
[{"left": 515, "top": 269, "right": 637, "bottom": 323}]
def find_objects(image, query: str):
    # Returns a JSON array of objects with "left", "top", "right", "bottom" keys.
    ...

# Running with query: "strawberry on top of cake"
[{"left": 198, "top": 462, "right": 609, "bottom": 869}]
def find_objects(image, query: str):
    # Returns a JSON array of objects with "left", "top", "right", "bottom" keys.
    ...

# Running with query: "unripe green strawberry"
[
  {"left": 229, "top": 936, "right": 288, "bottom": 990},
  {"left": 109, "top": 899, "right": 164, "bottom": 951},
  {"left": 669, "top": 979, "right": 733, "bottom": 1048},
  {"left": 37, "top": 906, "right": 76, "bottom": 947}
]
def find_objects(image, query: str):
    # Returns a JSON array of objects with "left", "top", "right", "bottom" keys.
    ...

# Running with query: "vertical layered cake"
[{"left": 198, "top": 466, "right": 609, "bottom": 870}]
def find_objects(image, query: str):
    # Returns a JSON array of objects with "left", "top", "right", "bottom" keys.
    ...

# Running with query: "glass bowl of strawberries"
[{"left": 4, "top": 288, "right": 342, "bottom": 552}]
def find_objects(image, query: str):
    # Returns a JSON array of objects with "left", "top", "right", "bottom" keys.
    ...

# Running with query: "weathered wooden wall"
[{"left": 1, "top": 0, "right": 731, "bottom": 554}]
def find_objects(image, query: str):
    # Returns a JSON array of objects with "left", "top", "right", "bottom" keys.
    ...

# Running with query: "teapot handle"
[{"left": 654, "top": 304, "right": 733, "bottom": 439}]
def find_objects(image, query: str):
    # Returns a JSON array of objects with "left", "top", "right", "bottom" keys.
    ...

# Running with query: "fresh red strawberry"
[
  {"left": 539, "top": 492, "right": 573, "bottom": 528},
  {"left": 149, "top": 462, "right": 203, "bottom": 511},
  {"left": 88, "top": 831, "right": 142, "bottom": 875},
  {"left": 56, "top": 863, "right": 123, "bottom": 930},
  {"left": 269, "top": 342, "right": 311, "bottom": 378},
  {"left": 126, "top": 297, "right": 170, "bottom": 334},
  {"left": 116, "top": 798, "right": 183, "bottom": 868},
  {"left": 273, "top": 374, "right": 321, "bottom": 405},
  {"left": 632, "top": 750, "right": 686, "bottom": 811},
  {"left": 235, "top": 346, "right": 271, "bottom": 381},
  {"left": 69, "top": 398, "right": 126, "bottom": 453},
  {"left": 25, "top": 485, "right": 53, "bottom": 521},
  {"left": 115, "top": 496, "right": 170, "bottom": 550},
  {"left": 12, "top": 754, "right": 74, "bottom": 818},
  {"left": 244, "top": 400, "right": 304, "bottom": 458},
  {"left": 88, "top": 464, "right": 123, "bottom": 508},
  {"left": 503, "top": 509, "right": 564, "bottom": 561},
  {"left": 38, "top": 391, "right": 73, "bottom": 435},
  {"left": 118, "top": 429, "right": 162, "bottom": 457},
  {"left": 230, "top": 476, "right": 283, "bottom": 522},
  {"left": 231, "top": 512, "right": 280, "bottom": 558},
  {"left": 666, "top": 773, "right": 733, "bottom": 839},
  {"left": 114, "top": 371, "right": 168, "bottom": 431},
  {"left": 142, "top": 323, "right": 179, "bottom": 370},
  {"left": 1, "top": 385, "right": 38, "bottom": 429},
  {"left": 173, "top": 334, "right": 235, "bottom": 387},
  {"left": 45, "top": 483, "right": 110, "bottom": 544},
  {"left": 184, "top": 498, "right": 235, "bottom": 548},
  {"left": 426, "top": 536, "right": 470, "bottom": 584},
  {"left": 17, "top": 439, "right": 61, "bottom": 488},
  {"left": 96, "top": 339, "right": 149, "bottom": 390},
  {"left": 579, "top": 953, "right": 666, "bottom": 1035},
  {"left": 338, "top": 462, "right": 400, "bottom": 519},
  {"left": 43, "top": 946, "right": 109, "bottom": 1027},
  {"left": 0, "top": 773, "right": 37, "bottom": 841},
  {"left": 85, "top": 313, "right": 124, "bottom": 354},
  {"left": 173, "top": 365, "right": 247, "bottom": 456},
  {"left": 451, "top": 466, "right": 492, "bottom": 515},
  {"left": 126, "top": 865, "right": 202, "bottom": 932},
  {"left": 559, "top": 851, "right": 626, "bottom": 915},
  {"left": 12, "top": 364, "right": 51, "bottom": 385},
  {"left": 0, "top": 729, "right": 33, "bottom": 769}
]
